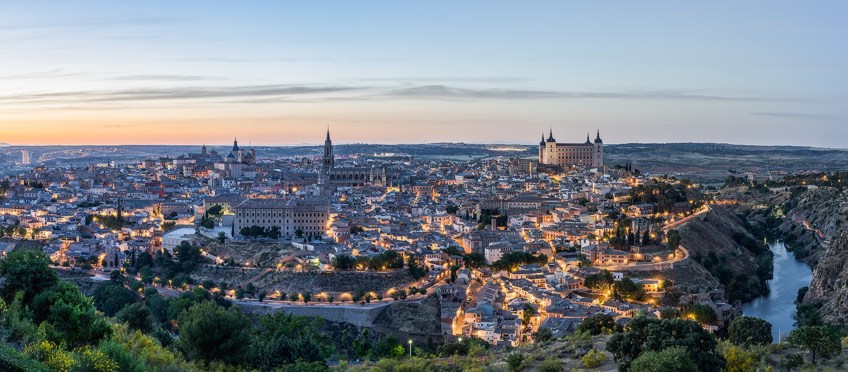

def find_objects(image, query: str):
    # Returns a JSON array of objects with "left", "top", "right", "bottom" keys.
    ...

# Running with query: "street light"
[{"left": 408, "top": 339, "right": 413, "bottom": 358}]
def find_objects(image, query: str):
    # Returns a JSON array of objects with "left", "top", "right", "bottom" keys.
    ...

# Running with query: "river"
[{"left": 741, "top": 242, "right": 813, "bottom": 342}]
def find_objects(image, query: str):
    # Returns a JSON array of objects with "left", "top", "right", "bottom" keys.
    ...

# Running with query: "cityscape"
[{"left": 2, "top": 2, "right": 848, "bottom": 372}]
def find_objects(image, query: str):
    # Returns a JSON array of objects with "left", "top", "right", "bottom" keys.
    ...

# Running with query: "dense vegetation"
[
  {"left": 1, "top": 249, "right": 436, "bottom": 371},
  {"left": 627, "top": 182, "right": 691, "bottom": 213}
]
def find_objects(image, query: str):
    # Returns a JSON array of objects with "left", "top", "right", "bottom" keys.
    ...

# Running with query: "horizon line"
[{"left": 2, "top": 141, "right": 847, "bottom": 150}]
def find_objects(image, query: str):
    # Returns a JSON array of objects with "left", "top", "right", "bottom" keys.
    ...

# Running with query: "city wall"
[{"left": 236, "top": 302, "right": 390, "bottom": 328}]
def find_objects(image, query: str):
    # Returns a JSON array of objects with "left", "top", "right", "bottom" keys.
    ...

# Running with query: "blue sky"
[{"left": 1, "top": 1, "right": 846, "bottom": 146}]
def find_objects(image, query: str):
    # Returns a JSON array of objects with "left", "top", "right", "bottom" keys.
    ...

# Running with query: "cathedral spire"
[{"left": 595, "top": 129, "right": 603, "bottom": 143}]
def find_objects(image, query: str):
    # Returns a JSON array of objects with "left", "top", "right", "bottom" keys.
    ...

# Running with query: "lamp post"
[{"left": 408, "top": 339, "right": 413, "bottom": 358}]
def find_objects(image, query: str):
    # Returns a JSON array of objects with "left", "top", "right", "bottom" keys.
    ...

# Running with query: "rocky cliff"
[
  {"left": 772, "top": 186, "right": 848, "bottom": 324},
  {"left": 674, "top": 205, "right": 772, "bottom": 303}
]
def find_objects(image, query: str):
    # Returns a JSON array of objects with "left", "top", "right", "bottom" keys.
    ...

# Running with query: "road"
[
  {"left": 796, "top": 218, "right": 829, "bottom": 248},
  {"left": 661, "top": 205, "right": 710, "bottom": 232}
]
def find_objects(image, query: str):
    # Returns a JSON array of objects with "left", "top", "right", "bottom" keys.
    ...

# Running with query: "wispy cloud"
[
  {"left": 0, "top": 69, "right": 79, "bottom": 80},
  {"left": 105, "top": 74, "right": 225, "bottom": 81},
  {"left": 177, "top": 57, "right": 319, "bottom": 63},
  {"left": 751, "top": 112, "right": 841, "bottom": 120},
  {"left": 380, "top": 85, "right": 776, "bottom": 101},
  {"left": 0, "top": 83, "right": 790, "bottom": 110},
  {"left": 0, "top": 84, "right": 365, "bottom": 105},
  {"left": 358, "top": 77, "right": 531, "bottom": 84},
  {"left": 0, "top": 15, "right": 181, "bottom": 32}
]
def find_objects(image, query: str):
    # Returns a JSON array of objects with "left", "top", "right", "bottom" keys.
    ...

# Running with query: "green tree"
[
  {"left": 175, "top": 241, "right": 201, "bottom": 272},
  {"left": 92, "top": 283, "right": 138, "bottom": 316},
  {"left": 200, "top": 218, "right": 214, "bottom": 229},
  {"left": 689, "top": 303, "right": 717, "bottom": 324},
  {"left": 33, "top": 282, "right": 112, "bottom": 346},
  {"left": 533, "top": 327, "right": 553, "bottom": 343},
  {"left": 785, "top": 325, "right": 841, "bottom": 364},
  {"left": 506, "top": 352, "right": 524, "bottom": 372},
  {"left": 584, "top": 270, "right": 615, "bottom": 292},
  {"left": 521, "top": 303, "right": 535, "bottom": 325},
  {"left": 176, "top": 301, "right": 251, "bottom": 364},
  {"left": 577, "top": 313, "right": 618, "bottom": 335},
  {"left": 332, "top": 254, "right": 356, "bottom": 270},
  {"left": 614, "top": 277, "right": 646, "bottom": 301},
  {"left": 249, "top": 312, "right": 333, "bottom": 370},
  {"left": 794, "top": 302, "right": 823, "bottom": 326},
  {"left": 371, "top": 336, "right": 405, "bottom": 359},
  {"left": 666, "top": 229, "right": 681, "bottom": 250},
  {"left": 217, "top": 231, "right": 226, "bottom": 244},
  {"left": 607, "top": 318, "right": 724, "bottom": 371},
  {"left": 728, "top": 316, "right": 772, "bottom": 346},
  {"left": 109, "top": 269, "right": 125, "bottom": 284},
  {"left": 720, "top": 341, "right": 765, "bottom": 372},
  {"left": 630, "top": 346, "right": 697, "bottom": 372},
  {"left": 659, "top": 307, "right": 680, "bottom": 319},
  {"left": 206, "top": 205, "right": 223, "bottom": 217},
  {"left": 116, "top": 302, "right": 156, "bottom": 333},
  {"left": 449, "top": 265, "right": 460, "bottom": 283},
  {"left": 0, "top": 250, "right": 59, "bottom": 303},
  {"left": 463, "top": 252, "right": 486, "bottom": 268}
]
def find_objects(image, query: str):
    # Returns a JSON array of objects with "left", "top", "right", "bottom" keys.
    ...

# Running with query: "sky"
[{"left": 0, "top": 1, "right": 847, "bottom": 147}]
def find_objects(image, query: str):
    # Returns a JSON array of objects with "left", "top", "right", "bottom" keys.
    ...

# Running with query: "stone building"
[
  {"left": 539, "top": 129, "right": 603, "bottom": 168},
  {"left": 318, "top": 130, "right": 387, "bottom": 190},
  {"left": 234, "top": 197, "right": 329, "bottom": 239}
]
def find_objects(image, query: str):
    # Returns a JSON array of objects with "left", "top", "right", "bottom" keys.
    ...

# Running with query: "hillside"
[
  {"left": 771, "top": 186, "right": 848, "bottom": 324},
  {"left": 675, "top": 205, "right": 772, "bottom": 302}
]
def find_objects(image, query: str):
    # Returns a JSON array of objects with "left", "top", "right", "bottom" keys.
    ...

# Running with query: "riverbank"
[{"left": 741, "top": 242, "right": 813, "bottom": 342}]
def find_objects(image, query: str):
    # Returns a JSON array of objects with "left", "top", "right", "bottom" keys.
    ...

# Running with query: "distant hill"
[
  {"left": 604, "top": 143, "right": 848, "bottom": 180},
  {"left": 3, "top": 142, "right": 847, "bottom": 180}
]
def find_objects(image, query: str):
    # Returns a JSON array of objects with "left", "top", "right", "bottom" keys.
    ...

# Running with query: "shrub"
[
  {"left": 630, "top": 346, "right": 697, "bottom": 372},
  {"left": 582, "top": 348, "right": 608, "bottom": 368},
  {"left": 506, "top": 352, "right": 524, "bottom": 372},
  {"left": 537, "top": 358, "right": 562, "bottom": 372},
  {"left": 0, "top": 345, "right": 48, "bottom": 372},
  {"left": 784, "top": 353, "right": 804, "bottom": 370}
]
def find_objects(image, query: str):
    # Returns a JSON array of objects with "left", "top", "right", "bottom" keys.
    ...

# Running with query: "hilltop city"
[
  {"left": 2, "top": 129, "right": 720, "bottom": 340},
  {"left": 2, "top": 129, "right": 848, "bottom": 370}
]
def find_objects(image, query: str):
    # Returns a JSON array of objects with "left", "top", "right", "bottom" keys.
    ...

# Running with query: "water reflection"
[{"left": 741, "top": 242, "right": 813, "bottom": 342}]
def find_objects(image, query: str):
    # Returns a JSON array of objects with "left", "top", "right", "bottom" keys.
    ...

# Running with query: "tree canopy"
[
  {"left": 577, "top": 313, "right": 619, "bottom": 335},
  {"left": 92, "top": 283, "right": 139, "bottom": 317},
  {"left": 785, "top": 325, "right": 841, "bottom": 364},
  {"left": 630, "top": 346, "right": 697, "bottom": 372},
  {"left": 0, "top": 250, "right": 59, "bottom": 303},
  {"left": 728, "top": 316, "right": 772, "bottom": 347},
  {"left": 176, "top": 301, "right": 252, "bottom": 364},
  {"left": 607, "top": 317, "right": 725, "bottom": 371}
]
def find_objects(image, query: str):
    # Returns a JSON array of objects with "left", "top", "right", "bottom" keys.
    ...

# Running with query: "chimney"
[{"left": 491, "top": 218, "right": 497, "bottom": 231}]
